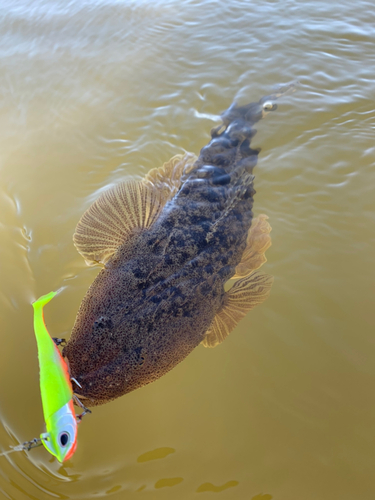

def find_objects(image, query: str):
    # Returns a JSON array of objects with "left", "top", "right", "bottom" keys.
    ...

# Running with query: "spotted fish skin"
[{"left": 63, "top": 91, "right": 285, "bottom": 406}]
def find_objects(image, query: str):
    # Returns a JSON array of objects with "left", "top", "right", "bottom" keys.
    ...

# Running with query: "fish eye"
[
  {"left": 59, "top": 432, "right": 70, "bottom": 447},
  {"left": 262, "top": 101, "right": 275, "bottom": 111}
]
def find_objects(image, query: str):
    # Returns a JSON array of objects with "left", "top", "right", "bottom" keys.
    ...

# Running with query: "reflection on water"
[
  {"left": 105, "top": 484, "right": 121, "bottom": 495},
  {"left": 154, "top": 477, "right": 183, "bottom": 489},
  {"left": 137, "top": 447, "right": 175, "bottom": 463},
  {"left": 196, "top": 480, "right": 239, "bottom": 493},
  {"left": 1, "top": 0, "right": 375, "bottom": 499}
]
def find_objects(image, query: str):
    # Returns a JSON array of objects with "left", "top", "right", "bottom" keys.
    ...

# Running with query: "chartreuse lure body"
[{"left": 32, "top": 291, "right": 77, "bottom": 462}]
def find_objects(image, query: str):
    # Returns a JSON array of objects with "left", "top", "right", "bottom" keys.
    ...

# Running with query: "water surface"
[{"left": 0, "top": 0, "right": 374, "bottom": 499}]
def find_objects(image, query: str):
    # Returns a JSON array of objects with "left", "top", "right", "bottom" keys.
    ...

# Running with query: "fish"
[
  {"left": 33, "top": 291, "right": 78, "bottom": 462},
  {"left": 62, "top": 85, "right": 294, "bottom": 407}
]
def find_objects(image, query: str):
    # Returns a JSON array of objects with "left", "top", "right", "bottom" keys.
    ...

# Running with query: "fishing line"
[{"left": 0, "top": 438, "right": 43, "bottom": 457}]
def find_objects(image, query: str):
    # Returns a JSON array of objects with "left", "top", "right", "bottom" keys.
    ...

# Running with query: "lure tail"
[{"left": 32, "top": 290, "right": 58, "bottom": 311}]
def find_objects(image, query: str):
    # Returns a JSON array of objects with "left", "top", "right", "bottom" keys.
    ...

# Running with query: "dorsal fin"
[
  {"left": 201, "top": 272, "right": 273, "bottom": 348},
  {"left": 73, "top": 153, "right": 197, "bottom": 266},
  {"left": 232, "top": 214, "right": 272, "bottom": 279}
]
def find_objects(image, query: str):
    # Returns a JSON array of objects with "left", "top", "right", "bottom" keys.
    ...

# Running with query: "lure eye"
[{"left": 59, "top": 432, "right": 70, "bottom": 447}]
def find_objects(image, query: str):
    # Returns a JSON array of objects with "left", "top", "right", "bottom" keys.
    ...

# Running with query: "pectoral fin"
[
  {"left": 73, "top": 153, "right": 197, "bottom": 266},
  {"left": 201, "top": 272, "right": 273, "bottom": 348},
  {"left": 73, "top": 180, "right": 164, "bottom": 265},
  {"left": 232, "top": 214, "right": 272, "bottom": 279}
]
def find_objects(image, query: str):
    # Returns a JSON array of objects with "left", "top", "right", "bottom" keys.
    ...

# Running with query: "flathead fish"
[{"left": 63, "top": 86, "right": 294, "bottom": 406}]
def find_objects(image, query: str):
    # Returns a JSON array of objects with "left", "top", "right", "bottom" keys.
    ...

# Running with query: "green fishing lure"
[{"left": 32, "top": 291, "right": 78, "bottom": 462}]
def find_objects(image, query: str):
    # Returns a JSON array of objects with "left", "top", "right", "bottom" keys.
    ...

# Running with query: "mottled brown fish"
[{"left": 63, "top": 86, "right": 293, "bottom": 406}]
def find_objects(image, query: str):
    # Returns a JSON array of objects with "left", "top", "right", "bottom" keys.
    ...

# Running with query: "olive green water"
[{"left": 1, "top": 0, "right": 374, "bottom": 499}]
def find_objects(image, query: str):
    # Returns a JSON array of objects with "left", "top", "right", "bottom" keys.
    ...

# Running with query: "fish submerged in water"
[{"left": 63, "top": 86, "right": 293, "bottom": 407}]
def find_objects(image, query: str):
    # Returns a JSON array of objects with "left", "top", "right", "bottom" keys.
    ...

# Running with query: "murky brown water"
[{"left": 0, "top": 0, "right": 374, "bottom": 498}]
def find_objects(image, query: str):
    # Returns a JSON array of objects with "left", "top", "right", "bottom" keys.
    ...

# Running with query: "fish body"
[
  {"left": 63, "top": 88, "right": 293, "bottom": 406},
  {"left": 33, "top": 292, "right": 77, "bottom": 462}
]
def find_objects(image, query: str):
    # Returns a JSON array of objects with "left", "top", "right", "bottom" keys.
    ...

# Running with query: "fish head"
[{"left": 41, "top": 400, "right": 78, "bottom": 462}]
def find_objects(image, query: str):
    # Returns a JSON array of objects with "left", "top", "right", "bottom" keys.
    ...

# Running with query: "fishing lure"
[
  {"left": 0, "top": 291, "right": 90, "bottom": 461},
  {"left": 32, "top": 290, "right": 78, "bottom": 462}
]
